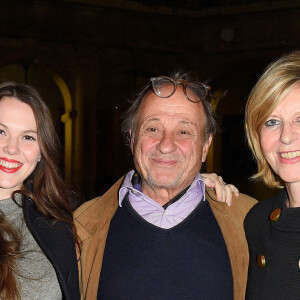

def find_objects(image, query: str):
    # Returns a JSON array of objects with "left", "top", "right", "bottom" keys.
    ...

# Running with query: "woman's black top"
[{"left": 244, "top": 189, "right": 300, "bottom": 299}]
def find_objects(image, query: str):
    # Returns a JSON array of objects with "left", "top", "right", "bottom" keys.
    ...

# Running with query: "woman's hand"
[{"left": 201, "top": 173, "right": 239, "bottom": 206}]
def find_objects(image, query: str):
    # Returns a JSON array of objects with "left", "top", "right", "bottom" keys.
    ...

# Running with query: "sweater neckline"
[
  {"left": 122, "top": 194, "right": 207, "bottom": 233},
  {"left": 271, "top": 189, "right": 300, "bottom": 232}
]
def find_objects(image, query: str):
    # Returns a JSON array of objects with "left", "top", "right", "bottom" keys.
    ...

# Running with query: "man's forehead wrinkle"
[
  {"left": 140, "top": 116, "right": 197, "bottom": 131},
  {"left": 141, "top": 116, "right": 197, "bottom": 126}
]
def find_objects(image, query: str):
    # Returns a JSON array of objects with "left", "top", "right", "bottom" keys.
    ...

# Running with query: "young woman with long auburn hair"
[{"left": 0, "top": 82, "right": 80, "bottom": 300}]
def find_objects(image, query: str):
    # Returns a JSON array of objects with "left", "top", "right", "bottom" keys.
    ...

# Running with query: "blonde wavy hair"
[{"left": 245, "top": 50, "right": 300, "bottom": 188}]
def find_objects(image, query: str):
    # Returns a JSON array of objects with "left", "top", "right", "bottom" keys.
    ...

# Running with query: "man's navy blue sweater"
[{"left": 98, "top": 197, "right": 233, "bottom": 299}]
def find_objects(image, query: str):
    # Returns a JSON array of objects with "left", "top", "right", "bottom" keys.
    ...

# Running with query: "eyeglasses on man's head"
[{"left": 150, "top": 76, "right": 210, "bottom": 103}]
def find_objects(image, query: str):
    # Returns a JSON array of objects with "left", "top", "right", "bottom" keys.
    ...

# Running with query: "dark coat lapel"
[{"left": 23, "top": 197, "right": 80, "bottom": 300}]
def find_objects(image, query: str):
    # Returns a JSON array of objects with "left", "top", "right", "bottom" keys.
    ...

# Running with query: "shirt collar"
[{"left": 118, "top": 170, "right": 205, "bottom": 207}]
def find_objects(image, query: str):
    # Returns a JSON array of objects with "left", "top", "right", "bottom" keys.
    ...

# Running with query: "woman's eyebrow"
[{"left": 23, "top": 130, "right": 38, "bottom": 134}]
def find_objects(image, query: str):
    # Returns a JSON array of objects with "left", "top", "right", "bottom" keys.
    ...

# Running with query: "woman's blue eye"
[{"left": 265, "top": 119, "right": 280, "bottom": 127}]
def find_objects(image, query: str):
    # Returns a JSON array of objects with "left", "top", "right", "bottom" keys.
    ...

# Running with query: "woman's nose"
[
  {"left": 280, "top": 123, "right": 297, "bottom": 145},
  {"left": 3, "top": 138, "right": 20, "bottom": 155}
]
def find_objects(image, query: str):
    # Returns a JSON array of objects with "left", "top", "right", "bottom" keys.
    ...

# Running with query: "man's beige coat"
[{"left": 74, "top": 178, "right": 257, "bottom": 300}]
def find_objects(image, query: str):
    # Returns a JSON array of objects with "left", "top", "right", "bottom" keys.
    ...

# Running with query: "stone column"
[{"left": 73, "top": 50, "right": 98, "bottom": 199}]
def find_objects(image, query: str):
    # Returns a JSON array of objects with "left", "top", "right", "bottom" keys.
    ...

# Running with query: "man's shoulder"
[
  {"left": 231, "top": 192, "right": 258, "bottom": 210},
  {"left": 206, "top": 188, "right": 257, "bottom": 221},
  {"left": 73, "top": 196, "right": 102, "bottom": 219},
  {"left": 74, "top": 177, "right": 124, "bottom": 236}
]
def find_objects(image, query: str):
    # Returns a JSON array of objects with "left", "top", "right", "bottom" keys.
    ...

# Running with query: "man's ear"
[
  {"left": 201, "top": 134, "right": 213, "bottom": 162},
  {"left": 129, "top": 129, "right": 134, "bottom": 154}
]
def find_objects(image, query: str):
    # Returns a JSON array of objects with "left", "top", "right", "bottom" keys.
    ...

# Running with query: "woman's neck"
[{"left": 285, "top": 182, "right": 300, "bottom": 208}]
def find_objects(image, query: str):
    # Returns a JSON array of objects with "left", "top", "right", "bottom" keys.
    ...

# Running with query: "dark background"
[{"left": 0, "top": 0, "right": 299, "bottom": 200}]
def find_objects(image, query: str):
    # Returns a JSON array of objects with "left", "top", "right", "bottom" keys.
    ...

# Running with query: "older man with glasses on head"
[{"left": 74, "top": 72, "right": 257, "bottom": 300}]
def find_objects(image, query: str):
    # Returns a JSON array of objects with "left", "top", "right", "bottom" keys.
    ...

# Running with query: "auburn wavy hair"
[{"left": 0, "top": 82, "right": 79, "bottom": 299}]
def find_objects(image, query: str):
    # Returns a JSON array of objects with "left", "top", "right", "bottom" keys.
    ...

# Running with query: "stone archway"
[{"left": 45, "top": 69, "right": 74, "bottom": 184}]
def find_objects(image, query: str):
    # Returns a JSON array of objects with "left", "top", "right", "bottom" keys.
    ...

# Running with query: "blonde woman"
[{"left": 245, "top": 50, "right": 300, "bottom": 299}]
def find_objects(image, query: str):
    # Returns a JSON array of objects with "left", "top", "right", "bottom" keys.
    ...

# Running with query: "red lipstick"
[{"left": 0, "top": 157, "right": 23, "bottom": 173}]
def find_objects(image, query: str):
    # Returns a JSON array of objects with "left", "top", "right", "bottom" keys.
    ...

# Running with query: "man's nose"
[
  {"left": 3, "top": 138, "right": 20, "bottom": 155},
  {"left": 156, "top": 133, "right": 177, "bottom": 153}
]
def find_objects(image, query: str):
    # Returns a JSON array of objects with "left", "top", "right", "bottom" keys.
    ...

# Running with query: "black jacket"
[
  {"left": 244, "top": 189, "right": 300, "bottom": 299},
  {"left": 23, "top": 197, "right": 80, "bottom": 300}
]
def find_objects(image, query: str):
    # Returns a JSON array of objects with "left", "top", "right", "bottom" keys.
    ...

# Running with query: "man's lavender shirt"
[{"left": 118, "top": 170, "right": 206, "bottom": 229}]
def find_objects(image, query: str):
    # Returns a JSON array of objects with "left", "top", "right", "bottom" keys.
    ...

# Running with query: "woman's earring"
[{"left": 37, "top": 156, "right": 41, "bottom": 163}]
